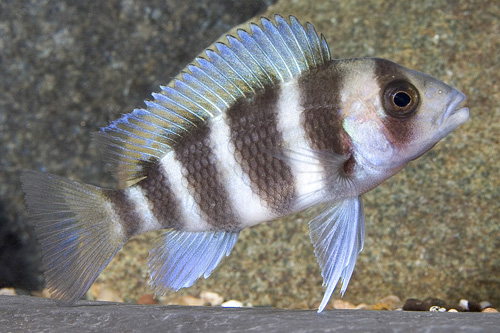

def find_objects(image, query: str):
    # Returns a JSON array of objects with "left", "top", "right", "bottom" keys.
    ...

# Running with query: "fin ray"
[
  {"left": 205, "top": 49, "right": 253, "bottom": 95},
  {"left": 97, "top": 15, "right": 331, "bottom": 187},
  {"left": 275, "top": 15, "right": 309, "bottom": 72},
  {"left": 21, "top": 171, "right": 127, "bottom": 303},
  {"left": 271, "top": 147, "right": 355, "bottom": 210},
  {"left": 226, "top": 34, "right": 274, "bottom": 86},
  {"left": 309, "top": 197, "right": 365, "bottom": 313},
  {"left": 215, "top": 42, "right": 264, "bottom": 91},
  {"left": 305, "top": 22, "right": 324, "bottom": 66},
  {"left": 148, "top": 230, "right": 239, "bottom": 295},
  {"left": 261, "top": 17, "right": 299, "bottom": 77}
]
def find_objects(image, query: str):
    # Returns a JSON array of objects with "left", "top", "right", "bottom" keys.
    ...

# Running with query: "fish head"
[{"left": 342, "top": 58, "right": 469, "bottom": 172}]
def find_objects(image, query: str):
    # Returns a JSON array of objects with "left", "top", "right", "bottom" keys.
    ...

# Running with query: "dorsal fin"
[{"left": 96, "top": 15, "right": 331, "bottom": 188}]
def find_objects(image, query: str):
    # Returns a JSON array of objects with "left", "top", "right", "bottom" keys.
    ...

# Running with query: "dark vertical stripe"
[
  {"left": 299, "top": 62, "right": 350, "bottom": 155},
  {"left": 226, "top": 86, "right": 296, "bottom": 213},
  {"left": 137, "top": 162, "right": 183, "bottom": 230},
  {"left": 298, "top": 62, "right": 354, "bottom": 174},
  {"left": 173, "top": 122, "right": 239, "bottom": 231},
  {"left": 104, "top": 190, "right": 140, "bottom": 238},
  {"left": 373, "top": 58, "right": 416, "bottom": 147}
]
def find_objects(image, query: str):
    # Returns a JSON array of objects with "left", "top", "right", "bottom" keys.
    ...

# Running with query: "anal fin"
[
  {"left": 309, "top": 197, "right": 365, "bottom": 313},
  {"left": 148, "top": 230, "right": 239, "bottom": 295}
]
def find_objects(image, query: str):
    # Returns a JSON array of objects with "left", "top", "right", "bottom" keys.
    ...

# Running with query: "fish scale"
[
  {"left": 174, "top": 122, "right": 238, "bottom": 230},
  {"left": 137, "top": 163, "right": 181, "bottom": 230},
  {"left": 20, "top": 15, "right": 469, "bottom": 313},
  {"left": 226, "top": 85, "right": 296, "bottom": 213}
]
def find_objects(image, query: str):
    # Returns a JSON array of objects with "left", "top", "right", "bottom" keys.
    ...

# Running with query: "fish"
[{"left": 20, "top": 14, "right": 469, "bottom": 313}]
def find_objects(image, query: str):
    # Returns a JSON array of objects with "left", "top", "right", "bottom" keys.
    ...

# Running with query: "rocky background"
[{"left": 1, "top": 0, "right": 498, "bottom": 310}]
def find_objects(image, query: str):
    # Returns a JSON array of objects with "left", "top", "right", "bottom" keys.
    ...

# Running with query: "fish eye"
[{"left": 382, "top": 80, "right": 420, "bottom": 118}]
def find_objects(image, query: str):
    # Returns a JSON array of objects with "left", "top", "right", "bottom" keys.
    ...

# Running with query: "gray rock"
[{"left": 1, "top": 296, "right": 499, "bottom": 333}]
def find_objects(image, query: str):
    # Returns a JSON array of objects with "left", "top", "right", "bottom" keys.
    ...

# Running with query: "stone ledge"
[{"left": 0, "top": 296, "right": 498, "bottom": 332}]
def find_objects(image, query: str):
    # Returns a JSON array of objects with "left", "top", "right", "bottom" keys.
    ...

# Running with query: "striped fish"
[{"left": 21, "top": 15, "right": 469, "bottom": 312}]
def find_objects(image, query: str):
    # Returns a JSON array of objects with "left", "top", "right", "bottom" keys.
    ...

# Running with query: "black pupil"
[{"left": 393, "top": 92, "right": 411, "bottom": 107}]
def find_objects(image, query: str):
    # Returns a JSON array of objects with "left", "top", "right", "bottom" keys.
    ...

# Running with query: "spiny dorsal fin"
[{"left": 97, "top": 15, "right": 331, "bottom": 188}]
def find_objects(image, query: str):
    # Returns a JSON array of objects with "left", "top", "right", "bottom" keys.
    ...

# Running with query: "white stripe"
[
  {"left": 209, "top": 115, "right": 275, "bottom": 228},
  {"left": 103, "top": 200, "right": 126, "bottom": 239},
  {"left": 276, "top": 79, "right": 326, "bottom": 209},
  {"left": 124, "top": 186, "right": 162, "bottom": 234},
  {"left": 159, "top": 153, "right": 211, "bottom": 232}
]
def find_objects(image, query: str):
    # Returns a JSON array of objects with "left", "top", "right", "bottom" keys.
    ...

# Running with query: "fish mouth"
[{"left": 437, "top": 90, "right": 469, "bottom": 130}]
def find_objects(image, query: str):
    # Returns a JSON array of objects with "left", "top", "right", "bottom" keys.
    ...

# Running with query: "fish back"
[{"left": 95, "top": 15, "right": 331, "bottom": 188}]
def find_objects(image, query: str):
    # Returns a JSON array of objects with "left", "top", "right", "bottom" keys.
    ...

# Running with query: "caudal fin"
[{"left": 20, "top": 171, "right": 126, "bottom": 303}]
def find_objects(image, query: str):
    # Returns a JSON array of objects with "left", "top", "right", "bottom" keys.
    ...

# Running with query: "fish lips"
[{"left": 436, "top": 90, "right": 470, "bottom": 138}]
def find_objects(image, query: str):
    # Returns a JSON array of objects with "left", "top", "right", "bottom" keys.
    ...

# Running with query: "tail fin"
[{"left": 20, "top": 171, "right": 126, "bottom": 303}]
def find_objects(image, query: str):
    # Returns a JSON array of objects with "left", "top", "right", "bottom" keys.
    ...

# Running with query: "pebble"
[
  {"left": 429, "top": 306, "right": 446, "bottom": 312},
  {"left": 458, "top": 299, "right": 484, "bottom": 312},
  {"left": 89, "top": 284, "right": 124, "bottom": 302},
  {"left": 0, "top": 287, "right": 496, "bottom": 313},
  {"left": 0, "top": 288, "right": 16, "bottom": 296},
  {"left": 353, "top": 303, "right": 370, "bottom": 310},
  {"left": 480, "top": 301, "right": 492, "bottom": 309},
  {"left": 482, "top": 308, "right": 499, "bottom": 313},
  {"left": 377, "top": 295, "right": 403, "bottom": 310},
  {"left": 4, "top": 285, "right": 498, "bottom": 313},
  {"left": 175, "top": 295, "right": 206, "bottom": 306},
  {"left": 425, "top": 298, "right": 447, "bottom": 308},
  {"left": 137, "top": 294, "right": 157, "bottom": 305},
  {"left": 96, "top": 289, "right": 124, "bottom": 303},
  {"left": 458, "top": 299, "right": 468, "bottom": 310},
  {"left": 402, "top": 298, "right": 432, "bottom": 311},
  {"left": 468, "top": 300, "right": 483, "bottom": 312},
  {"left": 332, "top": 299, "right": 356, "bottom": 309},
  {"left": 403, "top": 297, "right": 450, "bottom": 311},
  {"left": 401, "top": 298, "right": 499, "bottom": 313},
  {"left": 370, "top": 302, "right": 393, "bottom": 311},
  {"left": 200, "top": 291, "right": 224, "bottom": 306},
  {"left": 31, "top": 289, "right": 51, "bottom": 298},
  {"left": 370, "top": 296, "right": 403, "bottom": 311},
  {"left": 221, "top": 300, "right": 244, "bottom": 308}
]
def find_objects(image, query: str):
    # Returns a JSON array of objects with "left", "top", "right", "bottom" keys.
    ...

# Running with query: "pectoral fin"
[{"left": 309, "top": 197, "right": 365, "bottom": 313}]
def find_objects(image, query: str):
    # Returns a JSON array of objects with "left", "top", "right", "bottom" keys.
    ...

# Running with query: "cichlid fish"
[{"left": 21, "top": 15, "right": 469, "bottom": 312}]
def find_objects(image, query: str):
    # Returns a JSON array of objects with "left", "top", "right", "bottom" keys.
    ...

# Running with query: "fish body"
[{"left": 21, "top": 15, "right": 469, "bottom": 312}]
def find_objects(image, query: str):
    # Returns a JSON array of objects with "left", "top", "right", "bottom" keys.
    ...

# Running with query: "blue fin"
[
  {"left": 148, "top": 230, "right": 239, "bottom": 295},
  {"left": 20, "top": 171, "right": 127, "bottom": 303},
  {"left": 96, "top": 15, "right": 331, "bottom": 187},
  {"left": 309, "top": 197, "right": 365, "bottom": 313}
]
